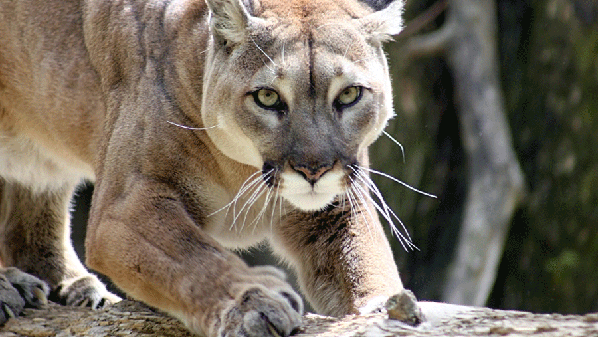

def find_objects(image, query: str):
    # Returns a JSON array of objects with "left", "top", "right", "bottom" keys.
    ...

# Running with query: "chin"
[{"left": 283, "top": 192, "right": 338, "bottom": 212}]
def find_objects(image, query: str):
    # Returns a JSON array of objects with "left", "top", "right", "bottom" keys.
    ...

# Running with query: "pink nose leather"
[{"left": 293, "top": 165, "right": 332, "bottom": 182}]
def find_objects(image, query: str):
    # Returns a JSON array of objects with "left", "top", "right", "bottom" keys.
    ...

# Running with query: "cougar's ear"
[
  {"left": 358, "top": 0, "right": 405, "bottom": 42},
  {"left": 205, "top": 0, "right": 264, "bottom": 44}
]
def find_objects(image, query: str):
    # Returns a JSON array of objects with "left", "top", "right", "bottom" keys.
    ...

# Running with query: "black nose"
[
  {"left": 262, "top": 162, "right": 277, "bottom": 186},
  {"left": 290, "top": 162, "right": 334, "bottom": 184}
]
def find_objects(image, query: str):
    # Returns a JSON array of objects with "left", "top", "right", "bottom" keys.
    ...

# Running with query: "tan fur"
[{"left": 0, "top": 0, "right": 411, "bottom": 335}]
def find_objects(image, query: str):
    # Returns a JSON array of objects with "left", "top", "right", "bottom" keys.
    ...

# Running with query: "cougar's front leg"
[
  {"left": 86, "top": 181, "right": 302, "bottom": 337},
  {"left": 0, "top": 180, "right": 119, "bottom": 309},
  {"left": 272, "top": 196, "right": 406, "bottom": 317}
]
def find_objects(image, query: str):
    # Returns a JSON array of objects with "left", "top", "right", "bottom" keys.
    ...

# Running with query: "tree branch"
[{"left": 4, "top": 300, "right": 598, "bottom": 336}]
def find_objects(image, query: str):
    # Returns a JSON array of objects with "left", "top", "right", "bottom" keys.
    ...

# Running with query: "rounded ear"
[
  {"left": 358, "top": 0, "right": 405, "bottom": 42},
  {"left": 205, "top": 0, "right": 264, "bottom": 44}
]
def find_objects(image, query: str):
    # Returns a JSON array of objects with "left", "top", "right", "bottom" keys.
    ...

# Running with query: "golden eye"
[
  {"left": 337, "top": 86, "right": 362, "bottom": 106},
  {"left": 256, "top": 89, "right": 280, "bottom": 108}
]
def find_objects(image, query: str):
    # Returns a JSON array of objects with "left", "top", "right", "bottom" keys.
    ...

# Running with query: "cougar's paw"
[
  {"left": 0, "top": 268, "right": 49, "bottom": 325},
  {"left": 218, "top": 285, "right": 303, "bottom": 337},
  {"left": 53, "top": 274, "right": 121, "bottom": 309},
  {"left": 0, "top": 274, "right": 24, "bottom": 325},
  {"left": 384, "top": 290, "right": 424, "bottom": 326}
]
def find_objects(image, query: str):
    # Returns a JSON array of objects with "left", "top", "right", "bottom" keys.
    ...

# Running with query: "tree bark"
[
  {"left": 3, "top": 300, "right": 598, "bottom": 337},
  {"left": 438, "top": 0, "right": 526, "bottom": 306}
]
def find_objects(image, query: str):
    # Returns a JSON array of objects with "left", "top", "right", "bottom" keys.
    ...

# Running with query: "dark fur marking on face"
[
  {"left": 358, "top": 0, "right": 395, "bottom": 11},
  {"left": 307, "top": 33, "right": 316, "bottom": 98},
  {"left": 262, "top": 161, "right": 278, "bottom": 187}
]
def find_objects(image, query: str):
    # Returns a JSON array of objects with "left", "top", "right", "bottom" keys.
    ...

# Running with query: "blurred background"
[{"left": 71, "top": 0, "right": 598, "bottom": 315}]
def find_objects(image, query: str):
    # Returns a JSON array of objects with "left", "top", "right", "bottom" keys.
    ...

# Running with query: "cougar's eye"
[
  {"left": 252, "top": 88, "right": 286, "bottom": 112},
  {"left": 335, "top": 86, "right": 362, "bottom": 109}
]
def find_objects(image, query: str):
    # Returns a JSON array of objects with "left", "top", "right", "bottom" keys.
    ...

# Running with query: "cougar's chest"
[{"left": 201, "top": 179, "right": 283, "bottom": 249}]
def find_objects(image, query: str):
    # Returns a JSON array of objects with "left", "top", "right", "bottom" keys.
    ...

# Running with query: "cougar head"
[{"left": 202, "top": 0, "right": 403, "bottom": 211}]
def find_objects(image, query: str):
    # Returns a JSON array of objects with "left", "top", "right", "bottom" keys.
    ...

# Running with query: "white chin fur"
[
  {"left": 280, "top": 171, "right": 345, "bottom": 212},
  {"left": 283, "top": 192, "right": 338, "bottom": 212}
]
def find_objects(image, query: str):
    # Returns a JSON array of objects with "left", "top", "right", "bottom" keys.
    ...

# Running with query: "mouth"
[{"left": 269, "top": 167, "right": 347, "bottom": 212}]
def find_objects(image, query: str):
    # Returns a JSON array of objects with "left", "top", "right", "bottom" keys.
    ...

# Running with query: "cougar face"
[{"left": 202, "top": 4, "right": 394, "bottom": 211}]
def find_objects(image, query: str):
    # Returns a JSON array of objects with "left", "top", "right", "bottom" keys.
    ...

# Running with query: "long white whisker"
[
  {"left": 230, "top": 175, "right": 265, "bottom": 230},
  {"left": 235, "top": 169, "right": 275, "bottom": 232},
  {"left": 228, "top": 174, "right": 265, "bottom": 232},
  {"left": 382, "top": 130, "right": 405, "bottom": 163},
  {"left": 251, "top": 37, "right": 276, "bottom": 71},
  {"left": 353, "top": 168, "right": 413, "bottom": 242},
  {"left": 352, "top": 168, "right": 392, "bottom": 220},
  {"left": 237, "top": 181, "right": 267, "bottom": 233},
  {"left": 166, "top": 120, "right": 219, "bottom": 131},
  {"left": 345, "top": 188, "right": 357, "bottom": 223},
  {"left": 279, "top": 186, "right": 284, "bottom": 223},
  {"left": 352, "top": 176, "right": 413, "bottom": 251},
  {"left": 252, "top": 185, "right": 274, "bottom": 234},
  {"left": 270, "top": 182, "right": 281, "bottom": 232},
  {"left": 281, "top": 42, "right": 285, "bottom": 66},
  {"left": 350, "top": 165, "right": 418, "bottom": 251},
  {"left": 360, "top": 166, "right": 437, "bottom": 199},
  {"left": 209, "top": 171, "right": 262, "bottom": 218},
  {"left": 347, "top": 179, "right": 376, "bottom": 243}
]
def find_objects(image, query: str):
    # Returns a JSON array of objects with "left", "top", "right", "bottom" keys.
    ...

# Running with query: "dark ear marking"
[{"left": 358, "top": 0, "right": 396, "bottom": 11}]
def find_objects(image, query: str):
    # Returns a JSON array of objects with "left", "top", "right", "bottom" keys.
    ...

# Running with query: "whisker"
[
  {"left": 209, "top": 171, "right": 262, "bottom": 218},
  {"left": 281, "top": 42, "right": 285, "bottom": 66},
  {"left": 350, "top": 165, "right": 418, "bottom": 251},
  {"left": 345, "top": 188, "right": 358, "bottom": 228},
  {"left": 279, "top": 185, "right": 284, "bottom": 223},
  {"left": 270, "top": 182, "right": 281, "bottom": 232},
  {"left": 352, "top": 174, "right": 415, "bottom": 251},
  {"left": 359, "top": 166, "right": 437, "bottom": 199},
  {"left": 347, "top": 180, "right": 377, "bottom": 243},
  {"left": 166, "top": 120, "right": 219, "bottom": 131},
  {"left": 227, "top": 174, "right": 265, "bottom": 232},
  {"left": 236, "top": 169, "right": 275, "bottom": 232},
  {"left": 353, "top": 168, "right": 412, "bottom": 242},
  {"left": 251, "top": 36, "right": 276, "bottom": 72},
  {"left": 237, "top": 180, "right": 268, "bottom": 233},
  {"left": 230, "top": 175, "right": 265, "bottom": 231},
  {"left": 382, "top": 130, "right": 405, "bottom": 164},
  {"left": 252, "top": 184, "right": 274, "bottom": 234}
]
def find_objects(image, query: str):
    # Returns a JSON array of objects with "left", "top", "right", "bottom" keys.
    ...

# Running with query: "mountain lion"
[{"left": 0, "top": 0, "right": 420, "bottom": 335}]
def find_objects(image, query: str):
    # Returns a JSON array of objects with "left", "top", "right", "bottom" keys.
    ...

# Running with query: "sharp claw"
[
  {"left": 3, "top": 303, "right": 17, "bottom": 319},
  {"left": 266, "top": 322, "right": 282, "bottom": 337},
  {"left": 33, "top": 287, "right": 48, "bottom": 307},
  {"left": 79, "top": 298, "right": 90, "bottom": 307}
]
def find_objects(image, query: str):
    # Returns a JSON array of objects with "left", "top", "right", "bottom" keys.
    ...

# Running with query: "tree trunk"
[{"left": 440, "top": 0, "right": 526, "bottom": 306}]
